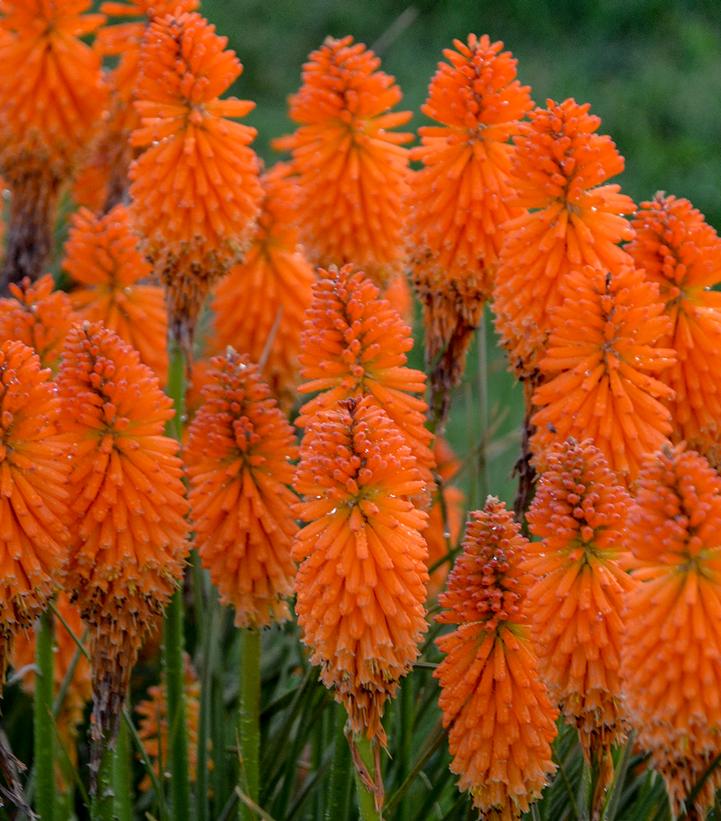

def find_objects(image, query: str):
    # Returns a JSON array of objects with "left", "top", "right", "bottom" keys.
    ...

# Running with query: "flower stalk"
[
  {"left": 34, "top": 608, "right": 56, "bottom": 821},
  {"left": 238, "top": 628, "right": 261, "bottom": 820}
]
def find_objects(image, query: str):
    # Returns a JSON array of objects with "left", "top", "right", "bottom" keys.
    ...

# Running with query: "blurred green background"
[{"left": 201, "top": 0, "right": 721, "bottom": 505}]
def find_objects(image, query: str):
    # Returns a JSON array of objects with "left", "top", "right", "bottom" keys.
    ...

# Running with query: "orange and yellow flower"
[
  {"left": 283, "top": 35, "right": 411, "bottom": 286},
  {"left": 0, "top": 340, "right": 70, "bottom": 690},
  {"left": 494, "top": 98, "right": 635, "bottom": 379},
  {"left": 130, "top": 10, "right": 262, "bottom": 345},
  {"left": 525, "top": 438, "right": 634, "bottom": 757},
  {"left": 622, "top": 445, "right": 721, "bottom": 816},
  {"left": 58, "top": 322, "right": 188, "bottom": 754},
  {"left": 0, "top": 275, "right": 75, "bottom": 371},
  {"left": 532, "top": 264, "right": 675, "bottom": 481},
  {"left": 435, "top": 498, "right": 557, "bottom": 818},
  {"left": 0, "top": 0, "right": 107, "bottom": 283},
  {"left": 210, "top": 164, "right": 315, "bottom": 403},
  {"left": 293, "top": 397, "right": 429, "bottom": 745},
  {"left": 628, "top": 193, "right": 721, "bottom": 454},
  {"left": 186, "top": 350, "right": 298, "bottom": 628},
  {"left": 62, "top": 204, "right": 167, "bottom": 382},
  {"left": 409, "top": 35, "right": 532, "bottom": 407},
  {"left": 297, "top": 264, "right": 435, "bottom": 492}
]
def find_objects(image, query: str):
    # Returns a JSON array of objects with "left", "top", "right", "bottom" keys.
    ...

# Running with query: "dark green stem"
[
  {"left": 91, "top": 744, "right": 114, "bottom": 821},
  {"left": 239, "top": 628, "right": 261, "bottom": 820},
  {"left": 398, "top": 678, "right": 413, "bottom": 821},
  {"left": 34, "top": 608, "right": 55, "bottom": 821},
  {"left": 113, "top": 715, "right": 133, "bottom": 821},
  {"left": 353, "top": 735, "right": 382, "bottom": 821},
  {"left": 325, "top": 707, "right": 352, "bottom": 821}
]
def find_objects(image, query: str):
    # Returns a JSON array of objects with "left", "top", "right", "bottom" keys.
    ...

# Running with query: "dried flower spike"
[
  {"left": 494, "top": 98, "right": 635, "bottom": 379},
  {"left": 130, "top": 10, "right": 263, "bottom": 349},
  {"left": 435, "top": 498, "right": 557, "bottom": 818},
  {"left": 186, "top": 350, "right": 298, "bottom": 628},
  {"left": 211, "top": 164, "right": 315, "bottom": 404},
  {"left": 622, "top": 445, "right": 721, "bottom": 817},
  {"left": 0, "top": 0, "right": 107, "bottom": 286},
  {"left": 0, "top": 275, "right": 76, "bottom": 371},
  {"left": 410, "top": 34, "right": 533, "bottom": 418},
  {"left": 0, "top": 340, "right": 70, "bottom": 692},
  {"left": 284, "top": 35, "right": 411, "bottom": 286},
  {"left": 293, "top": 397, "right": 429, "bottom": 746},
  {"left": 628, "top": 193, "right": 721, "bottom": 455},
  {"left": 297, "top": 264, "right": 435, "bottom": 494},
  {"left": 58, "top": 322, "right": 188, "bottom": 769},
  {"left": 62, "top": 205, "right": 168, "bottom": 382},
  {"left": 532, "top": 264, "right": 676, "bottom": 481},
  {"left": 525, "top": 438, "right": 634, "bottom": 759}
]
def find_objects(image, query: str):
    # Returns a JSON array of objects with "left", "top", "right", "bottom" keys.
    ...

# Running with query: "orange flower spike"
[
  {"left": 11, "top": 593, "right": 91, "bottom": 778},
  {"left": 425, "top": 436, "right": 465, "bottom": 598},
  {"left": 186, "top": 350, "right": 298, "bottom": 628},
  {"left": 293, "top": 397, "right": 429, "bottom": 746},
  {"left": 628, "top": 193, "right": 721, "bottom": 449},
  {"left": 58, "top": 322, "right": 188, "bottom": 758},
  {"left": 136, "top": 654, "right": 205, "bottom": 792},
  {"left": 525, "top": 438, "right": 634, "bottom": 757},
  {"left": 297, "top": 265, "right": 435, "bottom": 492},
  {"left": 435, "top": 498, "right": 557, "bottom": 818},
  {"left": 622, "top": 445, "right": 721, "bottom": 816},
  {"left": 285, "top": 35, "right": 412, "bottom": 285},
  {"left": 130, "top": 11, "right": 263, "bottom": 346},
  {"left": 0, "top": 275, "right": 76, "bottom": 371},
  {"left": 410, "top": 35, "right": 532, "bottom": 411},
  {"left": 494, "top": 99, "right": 636, "bottom": 379},
  {"left": 63, "top": 205, "right": 168, "bottom": 382},
  {"left": 0, "top": 341, "right": 70, "bottom": 691},
  {"left": 0, "top": 0, "right": 107, "bottom": 284},
  {"left": 211, "top": 164, "right": 315, "bottom": 403},
  {"left": 532, "top": 264, "right": 676, "bottom": 482}
]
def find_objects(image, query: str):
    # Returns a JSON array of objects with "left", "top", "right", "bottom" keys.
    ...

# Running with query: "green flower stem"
[
  {"left": 91, "top": 744, "right": 114, "bottom": 821},
  {"left": 113, "top": 714, "right": 133, "bottom": 821},
  {"left": 353, "top": 735, "right": 382, "bottom": 821},
  {"left": 239, "top": 628, "right": 261, "bottom": 820},
  {"left": 34, "top": 608, "right": 55, "bottom": 821}
]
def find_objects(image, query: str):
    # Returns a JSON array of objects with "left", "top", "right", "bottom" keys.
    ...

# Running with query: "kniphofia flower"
[
  {"left": 435, "top": 498, "right": 557, "bottom": 818},
  {"left": 293, "top": 397, "right": 429, "bottom": 747},
  {"left": 494, "top": 98, "right": 636, "bottom": 379},
  {"left": 186, "top": 350, "right": 298, "bottom": 628},
  {"left": 11, "top": 593, "right": 91, "bottom": 783},
  {"left": 532, "top": 264, "right": 676, "bottom": 481},
  {"left": 409, "top": 35, "right": 533, "bottom": 412},
  {"left": 130, "top": 10, "right": 262, "bottom": 348},
  {"left": 297, "top": 264, "right": 435, "bottom": 492},
  {"left": 628, "top": 193, "right": 721, "bottom": 454},
  {"left": 74, "top": 0, "right": 200, "bottom": 212},
  {"left": 622, "top": 445, "right": 721, "bottom": 816},
  {"left": 210, "top": 164, "right": 315, "bottom": 403},
  {"left": 136, "top": 653, "right": 204, "bottom": 792},
  {"left": 62, "top": 204, "right": 167, "bottom": 382},
  {"left": 0, "top": 340, "right": 70, "bottom": 692},
  {"left": 283, "top": 35, "right": 412, "bottom": 286},
  {"left": 0, "top": 0, "right": 107, "bottom": 285},
  {"left": 58, "top": 322, "right": 188, "bottom": 763},
  {"left": 0, "top": 275, "right": 75, "bottom": 370},
  {"left": 525, "top": 438, "right": 634, "bottom": 758}
]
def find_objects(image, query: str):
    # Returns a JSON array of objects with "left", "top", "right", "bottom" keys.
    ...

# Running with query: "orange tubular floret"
[
  {"left": 297, "top": 265, "right": 435, "bottom": 493},
  {"left": 622, "top": 445, "right": 721, "bottom": 816},
  {"left": 210, "top": 164, "right": 315, "bottom": 403},
  {"left": 186, "top": 350, "right": 298, "bottom": 628},
  {"left": 435, "top": 498, "right": 557, "bottom": 818},
  {"left": 532, "top": 264, "right": 676, "bottom": 482},
  {"left": 293, "top": 397, "right": 429, "bottom": 745},
  {"left": 525, "top": 438, "right": 634, "bottom": 757},
  {"left": 494, "top": 98, "right": 636, "bottom": 379},
  {"left": 0, "top": 275, "right": 76, "bottom": 371},
  {"left": 284, "top": 35, "right": 411, "bottom": 286},
  {"left": 0, "top": 341, "right": 70, "bottom": 690},
  {"left": 628, "top": 193, "right": 721, "bottom": 453},
  {"left": 62, "top": 205, "right": 168, "bottom": 382},
  {"left": 58, "top": 322, "right": 188, "bottom": 751},
  {"left": 130, "top": 11, "right": 262, "bottom": 343},
  {"left": 409, "top": 34, "right": 533, "bottom": 403}
]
